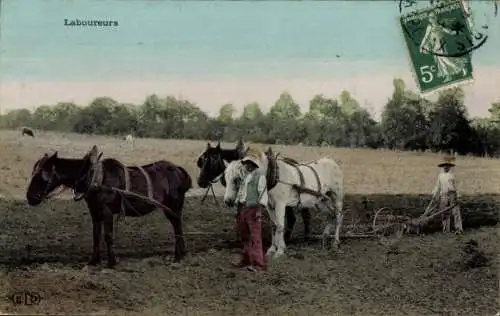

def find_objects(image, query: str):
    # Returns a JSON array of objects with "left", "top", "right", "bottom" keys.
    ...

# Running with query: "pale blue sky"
[{"left": 0, "top": 0, "right": 499, "bottom": 117}]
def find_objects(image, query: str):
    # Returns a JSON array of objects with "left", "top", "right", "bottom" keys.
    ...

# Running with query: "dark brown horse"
[{"left": 26, "top": 145, "right": 192, "bottom": 267}]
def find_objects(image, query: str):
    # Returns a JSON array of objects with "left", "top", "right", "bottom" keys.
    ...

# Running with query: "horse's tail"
[{"left": 177, "top": 166, "right": 192, "bottom": 193}]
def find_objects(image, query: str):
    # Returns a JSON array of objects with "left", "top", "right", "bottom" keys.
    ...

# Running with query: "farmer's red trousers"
[{"left": 236, "top": 205, "right": 266, "bottom": 270}]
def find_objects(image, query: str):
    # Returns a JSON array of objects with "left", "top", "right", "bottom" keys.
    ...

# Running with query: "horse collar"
[
  {"left": 266, "top": 154, "right": 280, "bottom": 190},
  {"left": 73, "top": 158, "right": 105, "bottom": 201}
]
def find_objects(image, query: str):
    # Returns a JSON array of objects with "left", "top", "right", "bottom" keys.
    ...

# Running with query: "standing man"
[
  {"left": 234, "top": 148, "right": 268, "bottom": 272},
  {"left": 432, "top": 155, "right": 463, "bottom": 234}
]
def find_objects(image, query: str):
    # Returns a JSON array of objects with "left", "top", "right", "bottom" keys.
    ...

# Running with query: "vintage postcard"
[{"left": 0, "top": 1, "right": 499, "bottom": 315}]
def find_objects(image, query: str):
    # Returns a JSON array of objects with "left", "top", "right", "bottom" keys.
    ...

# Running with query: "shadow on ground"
[{"left": 0, "top": 194, "right": 497, "bottom": 266}]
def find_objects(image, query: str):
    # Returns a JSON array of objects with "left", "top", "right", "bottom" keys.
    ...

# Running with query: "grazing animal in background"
[
  {"left": 26, "top": 145, "right": 192, "bottom": 267},
  {"left": 223, "top": 147, "right": 344, "bottom": 259},
  {"left": 21, "top": 127, "right": 35, "bottom": 137},
  {"left": 196, "top": 140, "right": 313, "bottom": 242},
  {"left": 123, "top": 134, "right": 135, "bottom": 149}
]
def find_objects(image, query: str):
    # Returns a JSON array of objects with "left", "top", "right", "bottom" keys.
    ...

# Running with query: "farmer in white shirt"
[{"left": 432, "top": 156, "right": 463, "bottom": 234}]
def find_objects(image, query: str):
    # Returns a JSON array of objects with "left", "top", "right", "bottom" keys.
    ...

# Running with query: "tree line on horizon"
[{"left": 1, "top": 78, "right": 499, "bottom": 157}]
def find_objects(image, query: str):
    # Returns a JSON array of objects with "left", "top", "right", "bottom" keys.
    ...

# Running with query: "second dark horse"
[
  {"left": 26, "top": 145, "right": 192, "bottom": 267},
  {"left": 196, "top": 140, "right": 312, "bottom": 242}
]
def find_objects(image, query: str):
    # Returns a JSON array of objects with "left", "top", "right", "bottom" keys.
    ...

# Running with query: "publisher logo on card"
[{"left": 9, "top": 291, "right": 42, "bottom": 306}]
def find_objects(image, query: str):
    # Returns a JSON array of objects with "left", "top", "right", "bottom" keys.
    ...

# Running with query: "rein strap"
[
  {"left": 137, "top": 165, "right": 154, "bottom": 200},
  {"left": 115, "top": 160, "right": 130, "bottom": 192}
]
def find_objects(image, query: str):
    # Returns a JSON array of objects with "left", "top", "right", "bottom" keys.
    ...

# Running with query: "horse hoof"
[
  {"left": 173, "top": 251, "right": 187, "bottom": 263},
  {"left": 88, "top": 258, "right": 101, "bottom": 266},
  {"left": 272, "top": 251, "right": 285, "bottom": 259},
  {"left": 106, "top": 260, "right": 117, "bottom": 269},
  {"left": 284, "top": 233, "right": 292, "bottom": 243}
]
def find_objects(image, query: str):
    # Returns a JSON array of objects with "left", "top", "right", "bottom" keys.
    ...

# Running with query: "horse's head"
[
  {"left": 73, "top": 145, "right": 103, "bottom": 201},
  {"left": 197, "top": 141, "right": 224, "bottom": 188},
  {"left": 223, "top": 160, "right": 248, "bottom": 207},
  {"left": 197, "top": 139, "right": 248, "bottom": 188},
  {"left": 223, "top": 147, "right": 265, "bottom": 207},
  {"left": 26, "top": 151, "right": 63, "bottom": 206}
]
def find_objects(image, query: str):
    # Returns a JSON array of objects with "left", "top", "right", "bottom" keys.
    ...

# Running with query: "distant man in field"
[
  {"left": 233, "top": 149, "right": 267, "bottom": 272},
  {"left": 432, "top": 156, "right": 463, "bottom": 234}
]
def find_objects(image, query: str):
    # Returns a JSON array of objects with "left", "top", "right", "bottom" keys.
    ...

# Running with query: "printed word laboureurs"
[{"left": 64, "top": 19, "right": 119, "bottom": 27}]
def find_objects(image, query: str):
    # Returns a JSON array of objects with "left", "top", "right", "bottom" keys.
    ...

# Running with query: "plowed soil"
[{"left": 0, "top": 195, "right": 498, "bottom": 316}]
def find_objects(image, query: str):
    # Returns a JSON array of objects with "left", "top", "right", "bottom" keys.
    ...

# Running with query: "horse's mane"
[
  {"left": 225, "top": 160, "right": 247, "bottom": 182},
  {"left": 281, "top": 157, "right": 299, "bottom": 165}
]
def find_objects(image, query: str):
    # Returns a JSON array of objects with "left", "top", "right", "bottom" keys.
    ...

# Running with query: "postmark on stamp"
[{"left": 398, "top": 0, "right": 497, "bottom": 93}]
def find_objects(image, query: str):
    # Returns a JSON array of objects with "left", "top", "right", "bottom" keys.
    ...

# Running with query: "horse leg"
[
  {"left": 86, "top": 203, "right": 103, "bottom": 266},
  {"left": 301, "top": 208, "right": 312, "bottom": 241},
  {"left": 284, "top": 207, "right": 296, "bottom": 243},
  {"left": 321, "top": 213, "right": 335, "bottom": 250},
  {"left": 163, "top": 197, "right": 186, "bottom": 262},
  {"left": 272, "top": 202, "right": 287, "bottom": 259},
  {"left": 332, "top": 195, "right": 344, "bottom": 249},
  {"left": 103, "top": 208, "right": 117, "bottom": 268},
  {"left": 265, "top": 209, "right": 278, "bottom": 258},
  {"left": 332, "top": 212, "right": 344, "bottom": 249},
  {"left": 88, "top": 220, "right": 102, "bottom": 265}
]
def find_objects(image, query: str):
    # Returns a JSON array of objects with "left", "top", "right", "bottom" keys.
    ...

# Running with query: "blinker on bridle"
[
  {"left": 30, "top": 152, "right": 103, "bottom": 203},
  {"left": 201, "top": 153, "right": 225, "bottom": 183}
]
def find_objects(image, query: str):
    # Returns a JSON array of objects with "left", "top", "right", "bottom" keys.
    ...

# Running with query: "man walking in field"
[
  {"left": 432, "top": 156, "right": 463, "bottom": 234},
  {"left": 233, "top": 148, "right": 268, "bottom": 272}
]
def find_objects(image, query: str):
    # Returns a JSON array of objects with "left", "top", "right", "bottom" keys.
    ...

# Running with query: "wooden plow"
[
  {"left": 291, "top": 183, "right": 455, "bottom": 245},
  {"left": 317, "top": 202, "right": 459, "bottom": 253}
]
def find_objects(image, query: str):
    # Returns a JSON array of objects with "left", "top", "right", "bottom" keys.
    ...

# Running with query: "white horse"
[
  {"left": 124, "top": 134, "right": 135, "bottom": 149},
  {"left": 223, "top": 148, "right": 344, "bottom": 259}
]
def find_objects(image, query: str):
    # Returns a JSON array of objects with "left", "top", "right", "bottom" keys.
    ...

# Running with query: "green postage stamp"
[{"left": 400, "top": 0, "right": 475, "bottom": 93}]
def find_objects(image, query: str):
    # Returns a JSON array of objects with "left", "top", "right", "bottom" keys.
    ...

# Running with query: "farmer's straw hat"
[
  {"left": 438, "top": 155, "right": 456, "bottom": 168},
  {"left": 241, "top": 147, "right": 263, "bottom": 168}
]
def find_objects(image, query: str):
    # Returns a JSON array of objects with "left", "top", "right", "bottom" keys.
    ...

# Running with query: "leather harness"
[
  {"left": 102, "top": 160, "right": 154, "bottom": 201},
  {"left": 286, "top": 160, "right": 322, "bottom": 195},
  {"left": 267, "top": 155, "right": 323, "bottom": 207}
]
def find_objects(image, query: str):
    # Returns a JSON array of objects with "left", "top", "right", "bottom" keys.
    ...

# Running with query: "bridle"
[
  {"left": 200, "top": 153, "right": 227, "bottom": 186},
  {"left": 31, "top": 162, "right": 65, "bottom": 200},
  {"left": 30, "top": 155, "right": 102, "bottom": 203}
]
